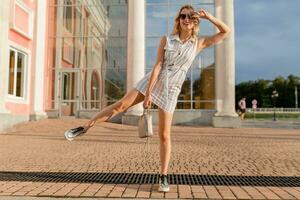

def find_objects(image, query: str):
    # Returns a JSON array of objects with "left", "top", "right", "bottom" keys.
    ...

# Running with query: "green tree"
[{"left": 236, "top": 75, "right": 300, "bottom": 108}]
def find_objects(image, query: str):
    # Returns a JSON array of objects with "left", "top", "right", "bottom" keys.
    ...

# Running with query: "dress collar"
[{"left": 170, "top": 33, "right": 196, "bottom": 44}]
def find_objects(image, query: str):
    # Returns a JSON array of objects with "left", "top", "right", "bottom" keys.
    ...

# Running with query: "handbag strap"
[
  {"left": 143, "top": 107, "right": 150, "bottom": 115},
  {"left": 146, "top": 136, "right": 149, "bottom": 154},
  {"left": 145, "top": 108, "right": 150, "bottom": 156}
]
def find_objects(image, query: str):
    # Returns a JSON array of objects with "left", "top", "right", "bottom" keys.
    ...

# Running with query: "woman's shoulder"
[
  {"left": 157, "top": 35, "right": 168, "bottom": 50},
  {"left": 163, "top": 34, "right": 175, "bottom": 46},
  {"left": 161, "top": 34, "right": 172, "bottom": 43},
  {"left": 159, "top": 33, "right": 179, "bottom": 49},
  {"left": 155, "top": 35, "right": 168, "bottom": 43}
]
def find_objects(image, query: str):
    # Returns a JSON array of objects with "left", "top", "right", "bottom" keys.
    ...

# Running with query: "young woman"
[{"left": 64, "top": 4, "right": 231, "bottom": 192}]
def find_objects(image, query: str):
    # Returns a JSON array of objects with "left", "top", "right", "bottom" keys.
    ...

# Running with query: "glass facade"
[
  {"left": 48, "top": 0, "right": 127, "bottom": 115},
  {"left": 47, "top": 0, "right": 215, "bottom": 116},
  {"left": 102, "top": 0, "right": 128, "bottom": 106}
]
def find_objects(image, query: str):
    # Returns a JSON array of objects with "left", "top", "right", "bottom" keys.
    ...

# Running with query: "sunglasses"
[
  {"left": 179, "top": 13, "right": 193, "bottom": 20},
  {"left": 179, "top": 13, "right": 198, "bottom": 22}
]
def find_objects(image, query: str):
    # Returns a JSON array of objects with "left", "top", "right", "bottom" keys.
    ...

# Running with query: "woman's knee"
[
  {"left": 157, "top": 108, "right": 173, "bottom": 143},
  {"left": 112, "top": 100, "right": 128, "bottom": 114},
  {"left": 114, "top": 89, "right": 144, "bottom": 113},
  {"left": 159, "top": 131, "right": 171, "bottom": 144}
]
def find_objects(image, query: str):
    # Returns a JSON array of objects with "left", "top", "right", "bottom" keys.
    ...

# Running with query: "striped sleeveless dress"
[{"left": 134, "top": 33, "right": 199, "bottom": 113}]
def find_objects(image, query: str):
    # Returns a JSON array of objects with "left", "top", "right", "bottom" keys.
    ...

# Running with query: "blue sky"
[{"left": 234, "top": 0, "right": 300, "bottom": 83}]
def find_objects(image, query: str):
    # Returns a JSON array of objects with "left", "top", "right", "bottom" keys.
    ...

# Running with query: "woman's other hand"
[{"left": 143, "top": 94, "right": 153, "bottom": 109}]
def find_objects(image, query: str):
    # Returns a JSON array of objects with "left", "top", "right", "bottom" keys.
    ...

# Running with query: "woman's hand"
[
  {"left": 192, "top": 9, "right": 211, "bottom": 20},
  {"left": 143, "top": 94, "right": 153, "bottom": 109}
]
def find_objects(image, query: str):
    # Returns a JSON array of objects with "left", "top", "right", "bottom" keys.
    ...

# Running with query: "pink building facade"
[
  {"left": 0, "top": 0, "right": 110, "bottom": 131},
  {"left": 46, "top": 0, "right": 108, "bottom": 118},
  {"left": 0, "top": 0, "right": 48, "bottom": 131}
]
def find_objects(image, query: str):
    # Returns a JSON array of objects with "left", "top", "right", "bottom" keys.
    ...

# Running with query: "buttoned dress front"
[{"left": 134, "top": 33, "right": 199, "bottom": 114}]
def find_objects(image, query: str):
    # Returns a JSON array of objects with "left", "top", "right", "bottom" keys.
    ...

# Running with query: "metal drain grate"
[{"left": 0, "top": 171, "right": 299, "bottom": 187}]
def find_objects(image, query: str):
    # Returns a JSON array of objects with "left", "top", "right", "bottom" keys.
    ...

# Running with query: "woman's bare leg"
[
  {"left": 157, "top": 107, "right": 173, "bottom": 175},
  {"left": 83, "top": 88, "right": 145, "bottom": 131}
]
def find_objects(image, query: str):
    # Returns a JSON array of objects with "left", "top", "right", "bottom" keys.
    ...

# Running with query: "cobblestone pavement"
[{"left": 0, "top": 118, "right": 300, "bottom": 199}]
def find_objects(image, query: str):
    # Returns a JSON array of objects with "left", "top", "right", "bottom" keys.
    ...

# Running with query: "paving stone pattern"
[{"left": 0, "top": 118, "right": 299, "bottom": 199}]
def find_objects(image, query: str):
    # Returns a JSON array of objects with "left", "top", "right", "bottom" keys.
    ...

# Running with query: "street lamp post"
[
  {"left": 295, "top": 86, "right": 298, "bottom": 109},
  {"left": 271, "top": 90, "right": 279, "bottom": 121}
]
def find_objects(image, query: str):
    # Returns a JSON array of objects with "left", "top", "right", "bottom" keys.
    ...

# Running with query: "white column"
[
  {"left": 31, "top": 0, "right": 47, "bottom": 119},
  {"left": 0, "top": 0, "right": 11, "bottom": 114},
  {"left": 214, "top": 0, "right": 225, "bottom": 115},
  {"left": 214, "top": 0, "right": 237, "bottom": 117},
  {"left": 124, "top": 0, "right": 145, "bottom": 116}
]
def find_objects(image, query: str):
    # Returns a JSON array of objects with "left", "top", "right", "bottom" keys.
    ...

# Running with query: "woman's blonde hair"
[{"left": 171, "top": 5, "right": 200, "bottom": 39}]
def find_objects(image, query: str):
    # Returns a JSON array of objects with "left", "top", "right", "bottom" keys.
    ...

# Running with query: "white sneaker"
[
  {"left": 158, "top": 174, "right": 170, "bottom": 192},
  {"left": 64, "top": 126, "right": 87, "bottom": 141}
]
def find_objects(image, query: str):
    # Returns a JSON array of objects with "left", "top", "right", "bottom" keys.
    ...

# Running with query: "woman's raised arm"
[{"left": 193, "top": 9, "right": 231, "bottom": 51}]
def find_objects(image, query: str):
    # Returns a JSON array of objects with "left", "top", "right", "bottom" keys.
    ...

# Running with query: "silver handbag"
[
  {"left": 138, "top": 108, "right": 153, "bottom": 154},
  {"left": 138, "top": 108, "right": 153, "bottom": 138}
]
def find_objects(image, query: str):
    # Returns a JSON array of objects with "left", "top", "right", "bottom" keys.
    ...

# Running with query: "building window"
[
  {"left": 75, "top": 6, "right": 83, "bottom": 42},
  {"left": 63, "top": 0, "right": 73, "bottom": 32},
  {"left": 62, "top": 73, "right": 70, "bottom": 100},
  {"left": 8, "top": 48, "right": 27, "bottom": 98},
  {"left": 11, "top": 0, "right": 34, "bottom": 39}
]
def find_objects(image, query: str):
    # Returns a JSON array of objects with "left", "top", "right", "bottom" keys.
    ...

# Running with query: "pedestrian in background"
[{"left": 238, "top": 97, "right": 247, "bottom": 120}]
